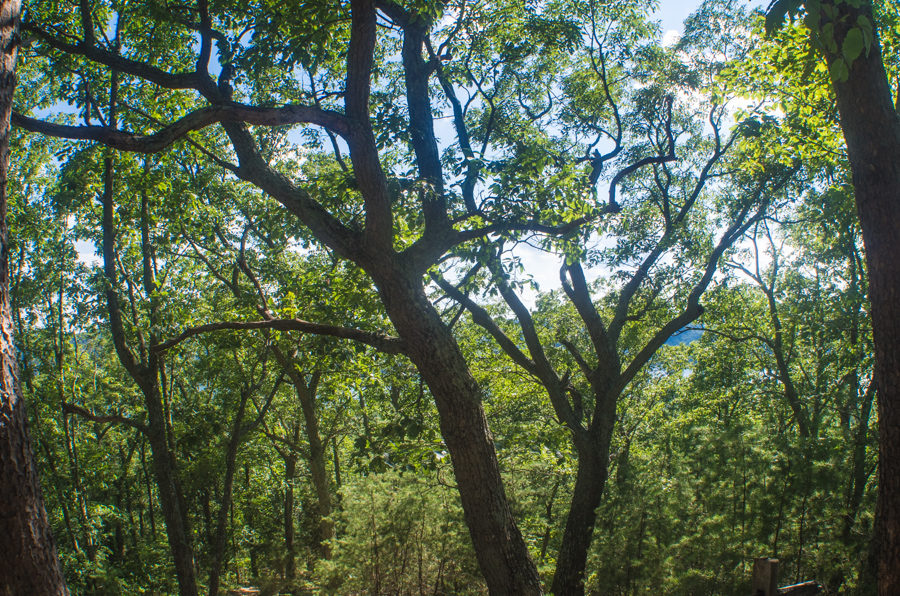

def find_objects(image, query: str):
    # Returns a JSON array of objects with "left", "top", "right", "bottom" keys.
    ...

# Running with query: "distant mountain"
[{"left": 665, "top": 328, "right": 703, "bottom": 346}]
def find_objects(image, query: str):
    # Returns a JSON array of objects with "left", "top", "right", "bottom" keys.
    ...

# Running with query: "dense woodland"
[{"left": 1, "top": 0, "right": 898, "bottom": 594}]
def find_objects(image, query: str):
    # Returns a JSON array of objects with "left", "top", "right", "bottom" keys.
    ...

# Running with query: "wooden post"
[{"left": 752, "top": 558, "right": 779, "bottom": 596}]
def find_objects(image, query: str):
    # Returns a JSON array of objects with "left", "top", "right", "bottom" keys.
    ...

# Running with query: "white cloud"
[{"left": 662, "top": 29, "right": 681, "bottom": 48}]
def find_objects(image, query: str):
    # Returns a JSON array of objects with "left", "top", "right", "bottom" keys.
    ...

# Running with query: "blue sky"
[{"left": 654, "top": 0, "right": 769, "bottom": 36}]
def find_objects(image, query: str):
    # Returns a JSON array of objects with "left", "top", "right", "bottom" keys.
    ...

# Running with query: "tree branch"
[
  {"left": 153, "top": 318, "right": 408, "bottom": 355},
  {"left": 606, "top": 95, "right": 676, "bottom": 210},
  {"left": 432, "top": 272, "right": 538, "bottom": 377},
  {"left": 24, "top": 21, "right": 205, "bottom": 90},
  {"left": 13, "top": 102, "right": 350, "bottom": 153},
  {"left": 63, "top": 402, "right": 148, "bottom": 434}
]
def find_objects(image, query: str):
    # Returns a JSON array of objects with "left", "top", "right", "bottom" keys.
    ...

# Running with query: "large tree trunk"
[
  {"left": 551, "top": 431, "right": 611, "bottom": 596},
  {"left": 378, "top": 275, "right": 542, "bottom": 596},
  {"left": 0, "top": 0, "right": 70, "bottom": 593},
  {"left": 821, "top": 2, "right": 900, "bottom": 592}
]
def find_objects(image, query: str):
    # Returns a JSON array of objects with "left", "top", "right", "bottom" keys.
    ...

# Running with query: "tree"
[
  {"left": 434, "top": 4, "right": 798, "bottom": 590},
  {"left": 765, "top": 1, "right": 900, "bottom": 592},
  {"left": 0, "top": 0, "right": 70, "bottom": 592},
  {"left": 14, "top": 0, "right": 643, "bottom": 591}
]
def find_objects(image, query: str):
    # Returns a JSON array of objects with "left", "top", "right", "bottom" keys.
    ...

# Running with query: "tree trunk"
[
  {"left": 292, "top": 369, "right": 334, "bottom": 558},
  {"left": 0, "top": 0, "right": 69, "bottom": 592},
  {"left": 284, "top": 455, "right": 297, "bottom": 579},
  {"left": 208, "top": 393, "right": 247, "bottom": 596},
  {"left": 309, "top": 444, "right": 334, "bottom": 558},
  {"left": 551, "top": 429, "right": 612, "bottom": 596},
  {"left": 821, "top": 3, "right": 900, "bottom": 592},
  {"left": 141, "top": 378, "right": 199, "bottom": 596},
  {"left": 98, "top": 129, "right": 198, "bottom": 596},
  {"left": 273, "top": 356, "right": 335, "bottom": 560},
  {"left": 378, "top": 275, "right": 542, "bottom": 596}
]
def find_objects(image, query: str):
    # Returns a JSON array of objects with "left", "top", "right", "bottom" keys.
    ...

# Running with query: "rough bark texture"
[
  {"left": 377, "top": 275, "right": 543, "bottom": 596},
  {"left": 821, "top": 2, "right": 900, "bottom": 593},
  {"left": 0, "top": 0, "right": 70, "bottom": 593},
  {"left": 550, "top": 435, "right": 609, "bottom": 596}
]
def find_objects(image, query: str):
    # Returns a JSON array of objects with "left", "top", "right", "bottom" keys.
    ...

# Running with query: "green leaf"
[
  {"left": 842, "top": 27, "right": 865, "bottom": 63},
  {"left": 857, "top": 15, "right": 874, "bottom": 51},
  {"left": 830, "top": 58, "right": 849, "bottom": 82}
]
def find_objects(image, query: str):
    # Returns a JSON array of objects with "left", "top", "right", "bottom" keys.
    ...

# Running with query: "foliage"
[{"left": 7, "top": 0, "right": 884, "bottom": 594}]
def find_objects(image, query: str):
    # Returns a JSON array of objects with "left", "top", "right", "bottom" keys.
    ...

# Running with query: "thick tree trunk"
[
  {"left": 551, "top": 434, "right": 610, "bottom": 596},
  {"left": 0, "top": 0, "right": 70, "bottom": 593},
  {"left": 822, "top": 3, "right": 900, "bottom": 592},
  {"left": 378, "top": 275, "right": 542, "bottom": 596}
]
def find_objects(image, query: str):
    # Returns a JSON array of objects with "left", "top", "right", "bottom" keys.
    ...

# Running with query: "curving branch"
[
  {"left": 63, "top": 402, "right": 149, "bottom": 434},
  {"left": 451, "top": 200, "right": 622, "bottom": 249},
  {"left": 561, "top": 261, "right": 614, "bottom": 370},
  {"left": 24, "top": 21, "right": 205, "bottom": 90},
  {"left": 432, "top": 272, "right": 538, "bottom": 377},
  {"left": 612, "top": 168, "right": 797, "bottom": 396},
  {"left": 559, "top": 338, "right": 593, "bottom": 381},
  {"left": 13, "top": 102, "right": 350, "bottom": 153},
  {"left": 606, "top": 96, "right": 676, "bottom": 211},
  {"left": 153, "top": 318, "right": 408, "bottom": 355}
]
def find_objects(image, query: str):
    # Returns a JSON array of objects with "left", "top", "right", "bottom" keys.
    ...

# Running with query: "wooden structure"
[{"left": 750, "top": 558, "right": 822, "bottom": 596}]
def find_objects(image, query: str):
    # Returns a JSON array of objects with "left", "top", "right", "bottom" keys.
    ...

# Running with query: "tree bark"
[
  {"left": 819, "top": 2, "right": 900, "bottom": 592},
  {"left": 0, "top": 0, "right": 69, "bottom": 592},
  {"left": 284, "top": 454, "right": 297, "bottom": 579},
  {"left": 377, "top": 274, "right": 543, "bottom": 596},
  {"left": 141, "top": 378, "right": 199, "bottom": 596},
  {"left": 550, "top": 435, "right": 609, "bottom": 596}
]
